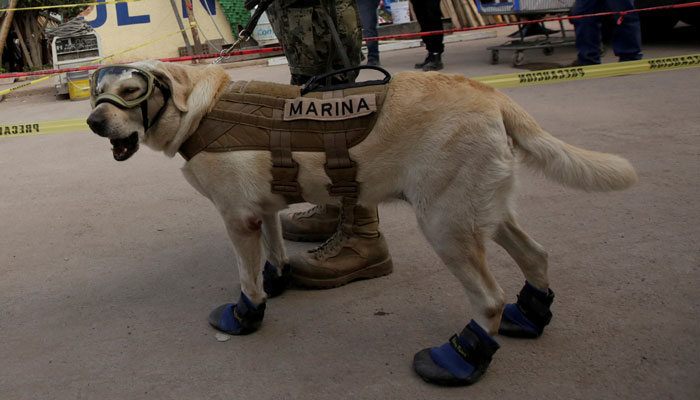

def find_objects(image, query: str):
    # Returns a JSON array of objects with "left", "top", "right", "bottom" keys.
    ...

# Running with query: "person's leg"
[
  {"left": 332, "top": 0, "right": 364, "bottom": 75},
  {"left": 410, "top": 0, "right": 444, "bottom": 53},
  {"left": 410, "top": 0, "right": 444, "bottom": 70},
  {"left": 276, "top": 0, "right": 393, "bottom": 289},
  {"left": 289, "top": 201, "right": 393, "bottom": 289},
  {"left": 606, "top": 0, "right": 642, "bottom": 61},
  {"left": 267, "top": 0, "right": 362, "bottom": 83},
  {"left": 357, "top": 0, "right": 381, "bottom": 64},
  {"left": 572, "top": 0, "right": 604, "bottom": 64}
]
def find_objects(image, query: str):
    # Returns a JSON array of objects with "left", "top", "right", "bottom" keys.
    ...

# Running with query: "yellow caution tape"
[
  {"left": 2, "top": 54, "right": 699, "bottom": 139},
  {"left": 475, "top": 54, "right": 700, "bottom": 88},
  {"left": 1, "top": 118, "right": 87, "bottom": 138},
  {"left": 0, "top": 23, "right": 196, "bottom": 97},
  {"left": 0, "top": 74, "right": 55, "bottom": 96},
  {"left": 2, "top": 0, "right": 142, "bottom": 12}
]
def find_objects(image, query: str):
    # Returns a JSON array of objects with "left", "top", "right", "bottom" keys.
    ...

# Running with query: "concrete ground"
[{"left": 1, "top": 23, "right": 699, "bottom": 400}]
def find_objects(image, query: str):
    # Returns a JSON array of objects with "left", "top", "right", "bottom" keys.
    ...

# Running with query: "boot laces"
[
  {"left": 310, "top": 228, "right": 349, "bottom": 259},
  {"left": 295, "top": 204, "right": 325, "bottom": 219}
]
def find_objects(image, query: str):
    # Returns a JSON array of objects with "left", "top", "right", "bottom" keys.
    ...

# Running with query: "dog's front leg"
[
  {"left": 261, "top": 212, "right": 291, "bottom": 298},
  {"left": 208, "top": 212, "right": 267, "bottom": 335}
]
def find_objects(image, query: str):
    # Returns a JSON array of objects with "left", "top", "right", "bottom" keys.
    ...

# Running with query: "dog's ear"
[{"left": 150, "top": 61, "right": 192, "bottom": 113}]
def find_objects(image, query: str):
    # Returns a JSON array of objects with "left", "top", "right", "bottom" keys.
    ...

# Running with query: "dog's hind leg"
[
  {"left": 261, "top": 212, "right": 292, "bottom": 298},
  {"left": 412, "top": 217, "right": 504, "bottom": 386},
  {"left": 420, "top": 221, "right": 506, "bottom": 334},
  {"left": 494, "top": 214, "right": 555, "bottom": 338},
  {"left": 493, "top": 214, "right": 549, "bottom": 290}
]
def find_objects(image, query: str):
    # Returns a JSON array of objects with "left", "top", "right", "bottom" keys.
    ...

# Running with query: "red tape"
[{"left": 0, "top": 2, "right": 698, "bottom": 80}]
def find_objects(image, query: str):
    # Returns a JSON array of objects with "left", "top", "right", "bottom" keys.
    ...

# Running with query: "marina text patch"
[{"left": 284, "top": 94, "right": 376, "bottom": 121}]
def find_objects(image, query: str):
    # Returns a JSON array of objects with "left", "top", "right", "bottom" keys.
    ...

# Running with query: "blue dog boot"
[
  {"left": 499, "top": 281, "right": 555, "bottom": 338},
  {"left": 208, "top": 292, "right": 266, "bottom": 335},
  {"left": 263, "top": 261, "right": 291, "bottom": 298},
  {"left": 413, "top": 320, "right": 500, "bottom": 386}
]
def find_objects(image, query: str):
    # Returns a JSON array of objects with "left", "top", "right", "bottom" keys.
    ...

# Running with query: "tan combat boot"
[
  {"left": 290, "top": 203, "right": 393, "bottom": 288},
  {"left": 281, "top": 204, "right": 340, "bottom": 242}
]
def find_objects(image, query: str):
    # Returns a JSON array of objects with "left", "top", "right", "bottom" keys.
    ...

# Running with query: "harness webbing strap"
[
  {"left": 270, "top": 108, "right": 303, "bottom": 202},
  {"left": 321, "top": 90, "right": 358, "bottom": 198}
]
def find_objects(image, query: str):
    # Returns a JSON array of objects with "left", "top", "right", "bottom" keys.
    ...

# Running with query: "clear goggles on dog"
[
  {"left": 90, "top": 64, "right": 171, "bottom": 130},
  {"left": 90, "top": 64, "right": 169, "bottom": 109}
]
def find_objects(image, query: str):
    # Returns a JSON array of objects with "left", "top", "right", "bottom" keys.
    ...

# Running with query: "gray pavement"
[{"left": 1, "top": 24, "right": 699, "bottom": 400}]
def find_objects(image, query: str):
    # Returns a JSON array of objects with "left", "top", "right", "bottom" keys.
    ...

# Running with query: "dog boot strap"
[
  {"left": 210, "top": 292, "right": 266, "bottom": 335},
  {"left": 425, "top": 320, "right": 500, "bottom": 382},
  {"left": 263, "top": 261, "right": 292, "bottom": 298},
  {"left": 500, "top": 281, "right": 555, "bottom": 338},
  {"left": 515, "top": 281, "right": 555, "bottom": 327}
]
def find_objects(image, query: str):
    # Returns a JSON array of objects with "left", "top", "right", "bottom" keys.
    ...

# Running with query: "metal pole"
[
  {"left": 183, "top": 0, "right": 203, "bottom": 59},
  {"left": 169, "top": 0, "right": 193, "bottom": 57}
]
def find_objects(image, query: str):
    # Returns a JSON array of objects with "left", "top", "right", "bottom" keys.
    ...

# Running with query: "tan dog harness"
[{"left": 179, "top": 80, "right": 388, "bottom": 203}]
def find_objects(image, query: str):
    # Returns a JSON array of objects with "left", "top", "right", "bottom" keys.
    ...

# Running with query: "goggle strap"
[
  {"left": 146, "top": 79, "right": 172, "bottom": 131},
  {"left": 141, "top": 101, "right": 150, "bottom": 132}
]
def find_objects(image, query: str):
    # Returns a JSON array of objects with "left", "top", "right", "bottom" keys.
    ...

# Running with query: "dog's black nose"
[{"left": 87, "top": 112, "right": 107, "bottom": 136}]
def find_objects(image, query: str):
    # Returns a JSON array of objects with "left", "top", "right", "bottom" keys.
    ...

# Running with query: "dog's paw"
[
  {"left": 263, "top": 261, "right": 292, "bottom": 298},
  {"left": 413, "top": 320, "right": 499, "bottom": 386},
  {"left": 498, "top": 281, "right": 555, "bottom": 338},
  {"left": 208, "top": 293, "right": 266, "bottom": 335}
]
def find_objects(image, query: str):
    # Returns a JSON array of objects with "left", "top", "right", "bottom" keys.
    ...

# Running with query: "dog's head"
[{"left": 86, "top": 61, "right": 194, "bottom": 161}]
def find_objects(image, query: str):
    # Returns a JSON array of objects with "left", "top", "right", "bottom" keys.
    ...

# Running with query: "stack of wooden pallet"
[{"left": 439, "top": 0, "right": 519, "bottom": 28}]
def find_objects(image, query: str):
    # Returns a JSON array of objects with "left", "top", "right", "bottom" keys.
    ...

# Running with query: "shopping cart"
[{"left": 476, "top": 0, "right": 576, "bottom": 66}]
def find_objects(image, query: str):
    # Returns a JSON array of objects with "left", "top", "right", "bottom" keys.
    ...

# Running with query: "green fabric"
[{"left": 218, "top": 0, "right": 250, "bottom": 36}]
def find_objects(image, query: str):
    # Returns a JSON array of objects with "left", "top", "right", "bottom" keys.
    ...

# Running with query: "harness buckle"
[
  {"left": 324, "top": 163, "right": 359, "bottom": 197},
  {"left": 271, "top": 164, "right": 301, "bottom": 196},
  {"left": 271, "top": 181, "right": 301, "bottom": 195},
  {"left": 328, "top": 181, "right": 359, "bottom": 197}
]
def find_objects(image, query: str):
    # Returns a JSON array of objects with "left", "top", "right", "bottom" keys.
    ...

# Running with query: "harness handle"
[
  {"left": 239, "top": 0, "right": 275, "bottom": 40},
  {"left": 301, "top": 65, "right": 392, "bottom": 95}
]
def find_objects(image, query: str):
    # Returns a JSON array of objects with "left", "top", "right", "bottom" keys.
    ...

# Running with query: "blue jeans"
[
  {"left": 357, "top": 0, "right": 381, "bottom": 62},
  {"left": 572, "top": 0, "right": 642, "bottom": 64}
]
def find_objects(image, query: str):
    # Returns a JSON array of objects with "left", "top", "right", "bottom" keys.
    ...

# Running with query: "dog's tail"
[{"left": 499, "top": 94, "right": 637, "bottom": 191}]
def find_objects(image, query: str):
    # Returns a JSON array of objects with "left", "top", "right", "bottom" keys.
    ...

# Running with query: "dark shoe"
[
  {"left": 422, "top": 53, "right": 443, "bottom": 71},
  {"left": 367, "top": 58, "right": 380, "bottom": 66},
  {"left": 415, "top": 55, "right": 429, "bottom": 69},
  {"left": 619, "top": 54, "right": 643, "bottom": 62},
  {"left": 262, "top": 261, "right": 291, "bottom": 298},
  {"left": 414, "top": 52, "right": 440, "bottom": 69},
  {"left": 498, "top": 281, "right": 555, "bottom": 338},
  {"left": 413, "top": 320, "right": 500, "bottom": 386},
  {"left": 569, "top": 58, "right": 598, "bottom": 67}
]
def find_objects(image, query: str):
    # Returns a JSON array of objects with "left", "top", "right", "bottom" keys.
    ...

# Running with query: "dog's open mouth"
[{"left": 111, "top": 132, "right": 139, "bottom": 161}]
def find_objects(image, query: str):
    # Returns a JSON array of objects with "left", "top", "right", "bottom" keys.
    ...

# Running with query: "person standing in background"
[
  {"left": 409, "top": 0, "right": 444, "bottom": 71},
  {"left": 571, "top": 0, "right": 642, "bottom": 65},
  {"left": 357, "top": 0, "right": 382, "bottom": 65}
]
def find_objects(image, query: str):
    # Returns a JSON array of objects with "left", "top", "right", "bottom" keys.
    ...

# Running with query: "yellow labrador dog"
[{"left": 87, "top": 60, "right": 636, "bottom": 386}]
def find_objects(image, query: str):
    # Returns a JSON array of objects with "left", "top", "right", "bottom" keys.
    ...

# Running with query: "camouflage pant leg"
[{"left": 266, "top": 0, "right": 362, "bottom": 84}]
